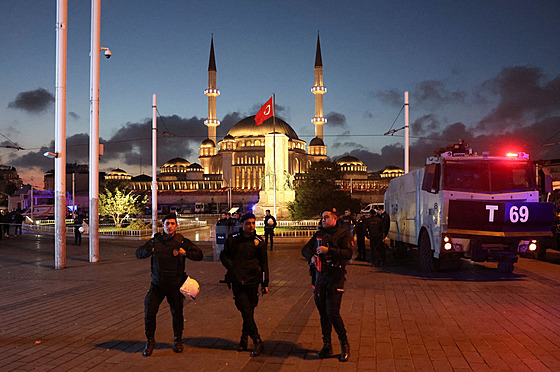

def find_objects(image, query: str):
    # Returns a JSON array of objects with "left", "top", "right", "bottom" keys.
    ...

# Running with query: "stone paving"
[{"left": 1, "top": 228, "right": 560, "bottom": 371}]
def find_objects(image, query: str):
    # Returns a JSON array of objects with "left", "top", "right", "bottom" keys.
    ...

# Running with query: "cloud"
[
  {"left": 8, "top": 88, "right": 54, "bottom": 114},
  {"left": 411, "top": 114, "right": 441, "bottom": 136},
  {"left": 330, "top": 141, "right": 365, "bottom": 150},
  {"left": 414, "top": 80, "right": 466, "bottom": 107},
  {"left": 326, "top": 112, "right": 346, "bottom": 127},
  {"left": 375, "top": 89, "right": 401, "bottom": 107},
  {"left": 376, "top": 81, "right": 465, "bottom": 110},
  {"left": 476, "top": 66, "right": 560, "bottom": 132}
]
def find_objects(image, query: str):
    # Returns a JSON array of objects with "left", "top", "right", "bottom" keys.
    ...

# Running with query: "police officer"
[
  {"left": 136, "top": 214, "right": 203, "bottom": 357},
  {"left": 339, "top": 209, "right": 355, "bottom": 236},
  {"left": 220, "top": 213, "right": 269, "bottom": 357},
  {"left": 355, "top": 212, "right": 368, "bottom": 261},
  {"left": 263, "top": 209, "right": 277, "bottom": 251},
  {"left": 366, "top": 208, "right": 385, "bottom": 266},
  {"left": 302, "top": 209, "right": 352, "bottom": 362}
]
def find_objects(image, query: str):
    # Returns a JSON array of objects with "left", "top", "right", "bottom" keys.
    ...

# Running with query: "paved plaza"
[{"left": 1, "top": 228, "right": 560, "bottom": 371}]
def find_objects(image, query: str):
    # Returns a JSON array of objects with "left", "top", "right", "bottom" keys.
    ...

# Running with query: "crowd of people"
[{"left": 0, "top": 209, "right": 25, "bottom": 239}]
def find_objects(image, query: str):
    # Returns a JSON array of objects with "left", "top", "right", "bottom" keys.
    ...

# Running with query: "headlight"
[
  {"left": 443, "top": 236, "right": 450, "bottom": 243},
  {"left": 529, "top": 241, "right": 537, "bottom": 251},
  {"left": 444, "top": 242, "right": 452, "bottom": 250}
]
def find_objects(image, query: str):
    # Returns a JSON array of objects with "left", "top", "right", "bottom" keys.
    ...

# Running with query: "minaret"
[
  {"left": 311, "top": 34, "right": 327, "bottom": 140},
  {"left": 204, "top": 35, "right": 220, "bottom": 146}
]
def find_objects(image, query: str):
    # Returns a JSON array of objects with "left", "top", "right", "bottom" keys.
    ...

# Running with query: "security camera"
[
  {"left": 104, "top": 49, "right": 112, "bottom": 59},
  {"left": 43, "top": 152, "right": 58, "bottom": 159}
]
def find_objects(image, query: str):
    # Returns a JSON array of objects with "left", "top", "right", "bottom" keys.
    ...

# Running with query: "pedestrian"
[
  {"left": 302, "top": 209, "right": 352, "bottom": 362},
  {"left": 3, "top": 210, "right": 12, "bottom": 236},
  {"left": 263, "top": 209, "right": 277, "bottom": 251},
  {"left": 73, "top": 213, "right": 84, "bottom": 246},
  {"left": 366, "top": 208, "right": 386, "bottom": 266},
  {"left": 136, "top": 214, "right": 203, "bottom": 357},
  {"left": 216, "top": 212, "right": 229, "bottom": 226},
  {"left": 220, "top": 212, "right": 269, "bottom": 357},
  {"left": 355, "top": 212, "right": 368, "bottom": 261},
  {"left": 230, "top": 211, "right": 241, "bottom": 234},
  {"left": 339, "top": 209, "right": 355, "bottom": 236},
  {"left": 13, "top": 210, "right": 24, "bottom": 237}
]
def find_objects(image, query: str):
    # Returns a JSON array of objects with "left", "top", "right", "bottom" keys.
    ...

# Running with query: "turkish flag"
[{"left": 255, "top": 96, "right": 274, "bottom": 125}]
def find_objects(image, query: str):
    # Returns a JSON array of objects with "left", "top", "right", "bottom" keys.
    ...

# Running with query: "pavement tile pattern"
[{"left": 1, "top": 228, "right": 560, "bottom": 371}]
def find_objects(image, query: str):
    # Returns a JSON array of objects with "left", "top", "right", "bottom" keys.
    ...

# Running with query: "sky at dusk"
[{"left": 1, "top": 0, "right": 560, "bottom": 185}]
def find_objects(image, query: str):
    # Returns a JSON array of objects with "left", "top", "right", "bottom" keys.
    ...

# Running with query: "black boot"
[
  {"left": 237, "top": 334, "right": 248, "bottom": 351},
  {"left": 173, "top": 334, "right": 183, "bottom": 353},
  {"left": 142, "top": 337, "right": 155, "bottom": 357},
  {"left": 340, "top": 342, "right": 350, "bottom": 362},
  {"left": 317, "top": 341, "right": 333, "bottom": 359},
  {"left": 250, "top": 337, "right": 264, "bottom": 357}
]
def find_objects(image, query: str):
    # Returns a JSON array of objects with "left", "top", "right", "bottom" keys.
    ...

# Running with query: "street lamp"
[{"left": 89, "top": 0, "right": 110, "bottom": 263}]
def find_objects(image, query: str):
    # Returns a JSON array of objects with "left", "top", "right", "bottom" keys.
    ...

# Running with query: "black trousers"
[
  {"left": 232, "top": 283, "right": 260, "bottom": 339},
  {"left": 356, "top": 233, "right": 366, "bottom": 259},
  {"left": 370, "top": 235, "right": 386, "bottom": 265},
  {"left": 74, "top": 228, "right": 82, "bottom": 245},
  {"left": 314, "top": 280, "right": 347, "bottom": 344},
  {"left": 144, "top": 281, "right": 184, "bottom": 338},
  {"left": 264, "top": 230, "right": 274, "bottom": 249}
]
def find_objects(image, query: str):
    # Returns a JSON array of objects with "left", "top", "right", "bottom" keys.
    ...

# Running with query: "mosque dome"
[
  {"left": 309, "top": 137, "right": 325, "bottom": 146},
  {"left": 163, "top": 157, "right": 191, "bottom": 168},
  {"left": 227, "top": 115, "right": 299, "bottom": 140},
  {"left": 188, "top": 163, "right": 203, "bottom": 170},
  {"left": 337, "top": 155, "right": 364, "bottom": 165},
  {"left": 106, "top": 168, "right": 131, "bottom": 180},
  {"left": 201, "top": 138, "right": 215, "bottom": 147},
  {"left": 162, "top": 157, "right": 191, "bottom": 174}
]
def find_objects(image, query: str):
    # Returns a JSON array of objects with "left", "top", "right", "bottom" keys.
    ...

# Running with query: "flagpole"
[{"left": 272, "top": 93, "right": 277, "bottom": 218}]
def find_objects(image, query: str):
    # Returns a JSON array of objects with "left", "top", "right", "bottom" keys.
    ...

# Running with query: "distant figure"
[
  {"left": 216, "top": 212, "right": 229, "bottom": 226},
  {"left": 3, "top": 210, "right": 12, "bottom": 236},
  {"left": 263, "top": 209, "right": 277, "bottom": 251},
  {"left": 366, "top": 209, "right": 385, "bottom": 267},
  {"left": 136, "top": 214, "right": 203, "bottom": 357},
  {"left": 355, "top": 212, "right": 368, "bottom": 261},
  {"left": 339, "top": 209, "right": 356, "bottom": 236},
  {"left": 230, "top": 211, "right": 241, "bottom": 234},
  {"left": 14, "top": 211, "right": 24, "bottom": 237},
  {"left": 73, "top": 214, "right": 84, "bottom": 246}
]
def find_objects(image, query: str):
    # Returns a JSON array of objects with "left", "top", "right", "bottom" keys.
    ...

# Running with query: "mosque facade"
[{"left": 122, "top": 36, "right": 397, "bottom": 214}]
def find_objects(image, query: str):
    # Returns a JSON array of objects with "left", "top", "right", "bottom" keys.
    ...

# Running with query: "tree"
[
  {"left": 99, "top": 187, "right": 148, "bottom": 227},
  {"left": 288, "top": 160, "right": 360, "bottom": 220}
]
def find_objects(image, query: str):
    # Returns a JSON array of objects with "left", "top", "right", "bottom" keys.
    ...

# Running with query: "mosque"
[{"left": 115, "top": 36, "right": 402, "bottom": 216}]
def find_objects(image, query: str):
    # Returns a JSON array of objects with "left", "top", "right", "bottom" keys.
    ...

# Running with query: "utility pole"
[
  {"left": 152, "top": 94, "right": 158, "bottom": 235},
  {"left": 54, "top": 0, "right": 67, "bottom": 269},
  {"left": 404, "top": 91, "right": 409, "bottom": 174}
]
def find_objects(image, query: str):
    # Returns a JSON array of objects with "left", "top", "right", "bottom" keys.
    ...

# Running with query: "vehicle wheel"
[
  {"left": 497, "top": 261, "right": 514, "bottom": 273},
  {"left": 419, "top": 231, "right": 435, "bottom": 272}
]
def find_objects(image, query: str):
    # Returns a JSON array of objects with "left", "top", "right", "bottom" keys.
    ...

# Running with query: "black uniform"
[
  {"left": 263, "top": 214, "right": 277, "bottom": 251},
  {"left": 220, "top": 232, "right": 269, "bottom": 343},
  {"left": 355, "top": 215, "right": 368, "bottom": 261},
  {"left": 366, "top": 213, "right": 385, "bottom": 266},
  {"left": 73, "top": 215, "right": 83, "bottom": 245},
  {"left": 136, "top": 232, "right": 203, "bottom": 339},
  {"left": 302, "top": 224, "right": 353, "bottom": 349},
  {"left": 339, "top": 214, "right": 356, "bottom": 236}
]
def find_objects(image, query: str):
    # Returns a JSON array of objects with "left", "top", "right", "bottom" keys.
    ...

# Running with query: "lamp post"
[
  {"left": 152, "top": 94, "right": 157, "bottom": 235},
  {"left": 54, "top": 0, "right": 67, "bottom": 269},
  {"left": 89, "top": 0, "right": 111, "bottom": 263}
]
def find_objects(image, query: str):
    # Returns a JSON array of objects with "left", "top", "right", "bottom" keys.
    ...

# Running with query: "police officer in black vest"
[
  {"left": 136, "top": 214, "right": 203, "bottom": 357},
  {"left": 302, "top": 209, "right": 353, "bottom": 362},
  {"left": 220, "top": 213, "right": 269, "bottom": 357}
]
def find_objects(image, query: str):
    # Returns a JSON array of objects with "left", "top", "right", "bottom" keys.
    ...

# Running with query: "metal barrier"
[{"left": 23, "top": 220, "right": 207, "bottom": 238}]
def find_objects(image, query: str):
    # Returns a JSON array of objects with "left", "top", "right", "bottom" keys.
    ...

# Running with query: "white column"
[
  {"left": 152, "top": 94, "right": 157, "bottom": 235},
  {"left": 89, "top": 0, "right": 100, "bottom": 262},
  {"left": 55, "top": 0, "right": 67, "bottom": 269}
]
